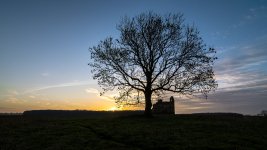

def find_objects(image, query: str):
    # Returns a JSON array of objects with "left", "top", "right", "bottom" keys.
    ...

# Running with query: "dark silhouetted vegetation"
[{"left": 23, "top": 110, "right": 144, "bottom": 118}]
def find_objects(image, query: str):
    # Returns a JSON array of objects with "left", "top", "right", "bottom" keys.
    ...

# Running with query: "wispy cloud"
[
  {"left": 215, "top": 39, "right": 267, "bottom": 74},
  {"left": 41, "top": 72, "right": 50, "bottom": 77},
  {"left": 211, "top": 5, "right": 267, "bottom": 41},
  {"left": 5, "top": 97, "right": 21, "bottom": 104},
  {"left": 214, "top": 36, "right": 267, "bottom": 93},
  {"left": 24, "top": 80, "right": 91, "bottom": 94},
  {"left": 195, "top": 33, "right": 267, "bottom": 114},
  {"left": 232, "top": 5, "right": 267, "bottom": 28},
  {"left": 85, "top": 88, "right": 117, "bottom": 102},
  {"left": 185, "top": 106, "right": 210, "bottom": 110},
  {"left": 246, "top": 5, "right": 267, "bottom": 20},
  {"left": 0, "top": 107, "right": 15, "bottom": 112},
  {"left": 85, "top": 88, "right": 99, "bottom": 94}
]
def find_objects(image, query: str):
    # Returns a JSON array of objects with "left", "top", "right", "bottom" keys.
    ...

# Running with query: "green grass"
[{"left": 0, "top": 114, "right": 267, "bottom": 150}]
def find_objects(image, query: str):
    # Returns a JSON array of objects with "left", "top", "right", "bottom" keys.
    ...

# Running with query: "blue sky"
[{"left": 0, "top": 0, "right": 267, "bottom": 114}]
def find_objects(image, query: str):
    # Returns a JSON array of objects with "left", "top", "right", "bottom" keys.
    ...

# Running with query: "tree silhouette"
[{"left": 89, "top": 12, "right": 217, "bottom": 116}]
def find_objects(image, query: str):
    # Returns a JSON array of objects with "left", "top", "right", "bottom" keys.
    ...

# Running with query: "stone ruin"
[
  {"left": 152, "top": 96, "right": 175, "bottom": 114},
  {"left": 258, "top": 110, "right": 267, "bottom": 116}
]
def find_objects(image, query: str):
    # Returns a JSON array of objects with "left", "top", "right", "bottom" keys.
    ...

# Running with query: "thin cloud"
[
  {"left": 216, "top": 72, "right": 267, "bottom": 90},
  {"left": 185, "top": 106, "right": 210, "bottom": 110},
  {"left": 232, "top": 5, "right": 267, "bottom": 28},
  {"left": 0, "top": 107, "right": 15, "bottom": 112},
  {"left": 85, "top": 88, "right": 99, "bottom": 94},
  {"left": 85, "top": 88, "right": 116, "bottom": 102},
  {"left": 41, "top": 72, "right": 50, "bottom": 77},
  {"left": 215, "top": 40, "right": 267, "bottom": 74},
  {"left": 208, "top": 86, "right": 267, "bottom": 115},
  {"left": 24, "top": 80, "right": 91, "bottom": 94},
  {"left": 29, "top": 95, "right": 36, "bottom": 99},
  {"left": 213, "top": 36, "right": 267, "bottom": 100},
  {"left": 218, "top": 80, "right": 267, "bottom": 93}
]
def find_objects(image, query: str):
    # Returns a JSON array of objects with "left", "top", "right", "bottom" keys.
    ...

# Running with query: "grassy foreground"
[{"left": 0, "top": 113, "right": 267, "bottom": 150}]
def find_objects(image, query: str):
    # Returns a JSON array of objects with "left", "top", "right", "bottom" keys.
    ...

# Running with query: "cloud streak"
[
  {"left": 85, "top": 88, "right": 99, "bottom": 94},
  {"left": 179, "top": 34, "right": 267, "bottom": 114},
  {"left": 215, "top": 39, "right": 267, "bottom": 74},
  {"left": 41, "top": 72, "right": 50, "bottom": 77},
  {"left": 24, "top": 80, "right": 92, "bottom": 94}
]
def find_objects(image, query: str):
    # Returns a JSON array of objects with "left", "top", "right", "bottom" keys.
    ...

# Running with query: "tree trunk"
[{"left": 144, "top": 90, "right": 152, "bottom": 117}]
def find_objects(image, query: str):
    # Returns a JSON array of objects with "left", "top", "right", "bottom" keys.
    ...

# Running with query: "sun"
[{"left": 107, "top": 106, "right": 118, "bottom": 111}]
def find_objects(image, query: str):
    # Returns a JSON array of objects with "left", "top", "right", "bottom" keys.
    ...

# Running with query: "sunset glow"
[
  {"left": 107, "top": 107, "right": 119, "bottom": 111},
  {"left": 1, "top": 0, "right": 267, "bottom": 115}
]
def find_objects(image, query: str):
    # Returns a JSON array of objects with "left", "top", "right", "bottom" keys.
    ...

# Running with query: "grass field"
[{"left": 0, "top": 112, "right": 267, "bottom": 150}]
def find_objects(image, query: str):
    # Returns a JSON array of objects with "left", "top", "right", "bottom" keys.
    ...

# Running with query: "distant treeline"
[
  {"left": 22, "top": 110, "right": 246, "bottom": 118},
  {"left": 0, "top": 113, "right": 22, "bottom": 116},
  {"left": 23, "top": 110, "right": 144, "bottom": 118}
]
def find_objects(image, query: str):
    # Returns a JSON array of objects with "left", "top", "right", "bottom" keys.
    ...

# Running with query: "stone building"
[
  {"left": 152, "top": 96, "right": 175, "bottom": 114},
  {"left": 258, "top": 110, "right": 267, "bottom": 116}
]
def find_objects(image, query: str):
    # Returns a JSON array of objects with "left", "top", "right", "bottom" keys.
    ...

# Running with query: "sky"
[{"left": 0, "top": 0, "right": 267, "bottom": 115}]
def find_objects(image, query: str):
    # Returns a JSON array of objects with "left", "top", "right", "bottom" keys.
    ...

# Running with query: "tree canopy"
[{"left": 89, "top": 12, "right": 217, "bottom": 116}]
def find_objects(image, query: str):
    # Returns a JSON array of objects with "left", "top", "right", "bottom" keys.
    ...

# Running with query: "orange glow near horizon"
[
  {"left": 107, "top": 106, "right": 120, "bottom": 111},
  {"left": 0, "top": 92, "right": 144, "bottom": 113}
]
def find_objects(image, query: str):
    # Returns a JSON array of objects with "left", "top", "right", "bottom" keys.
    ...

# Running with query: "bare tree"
[{"left": 89, "top": 12, "right": 217, "bottom": 116}]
